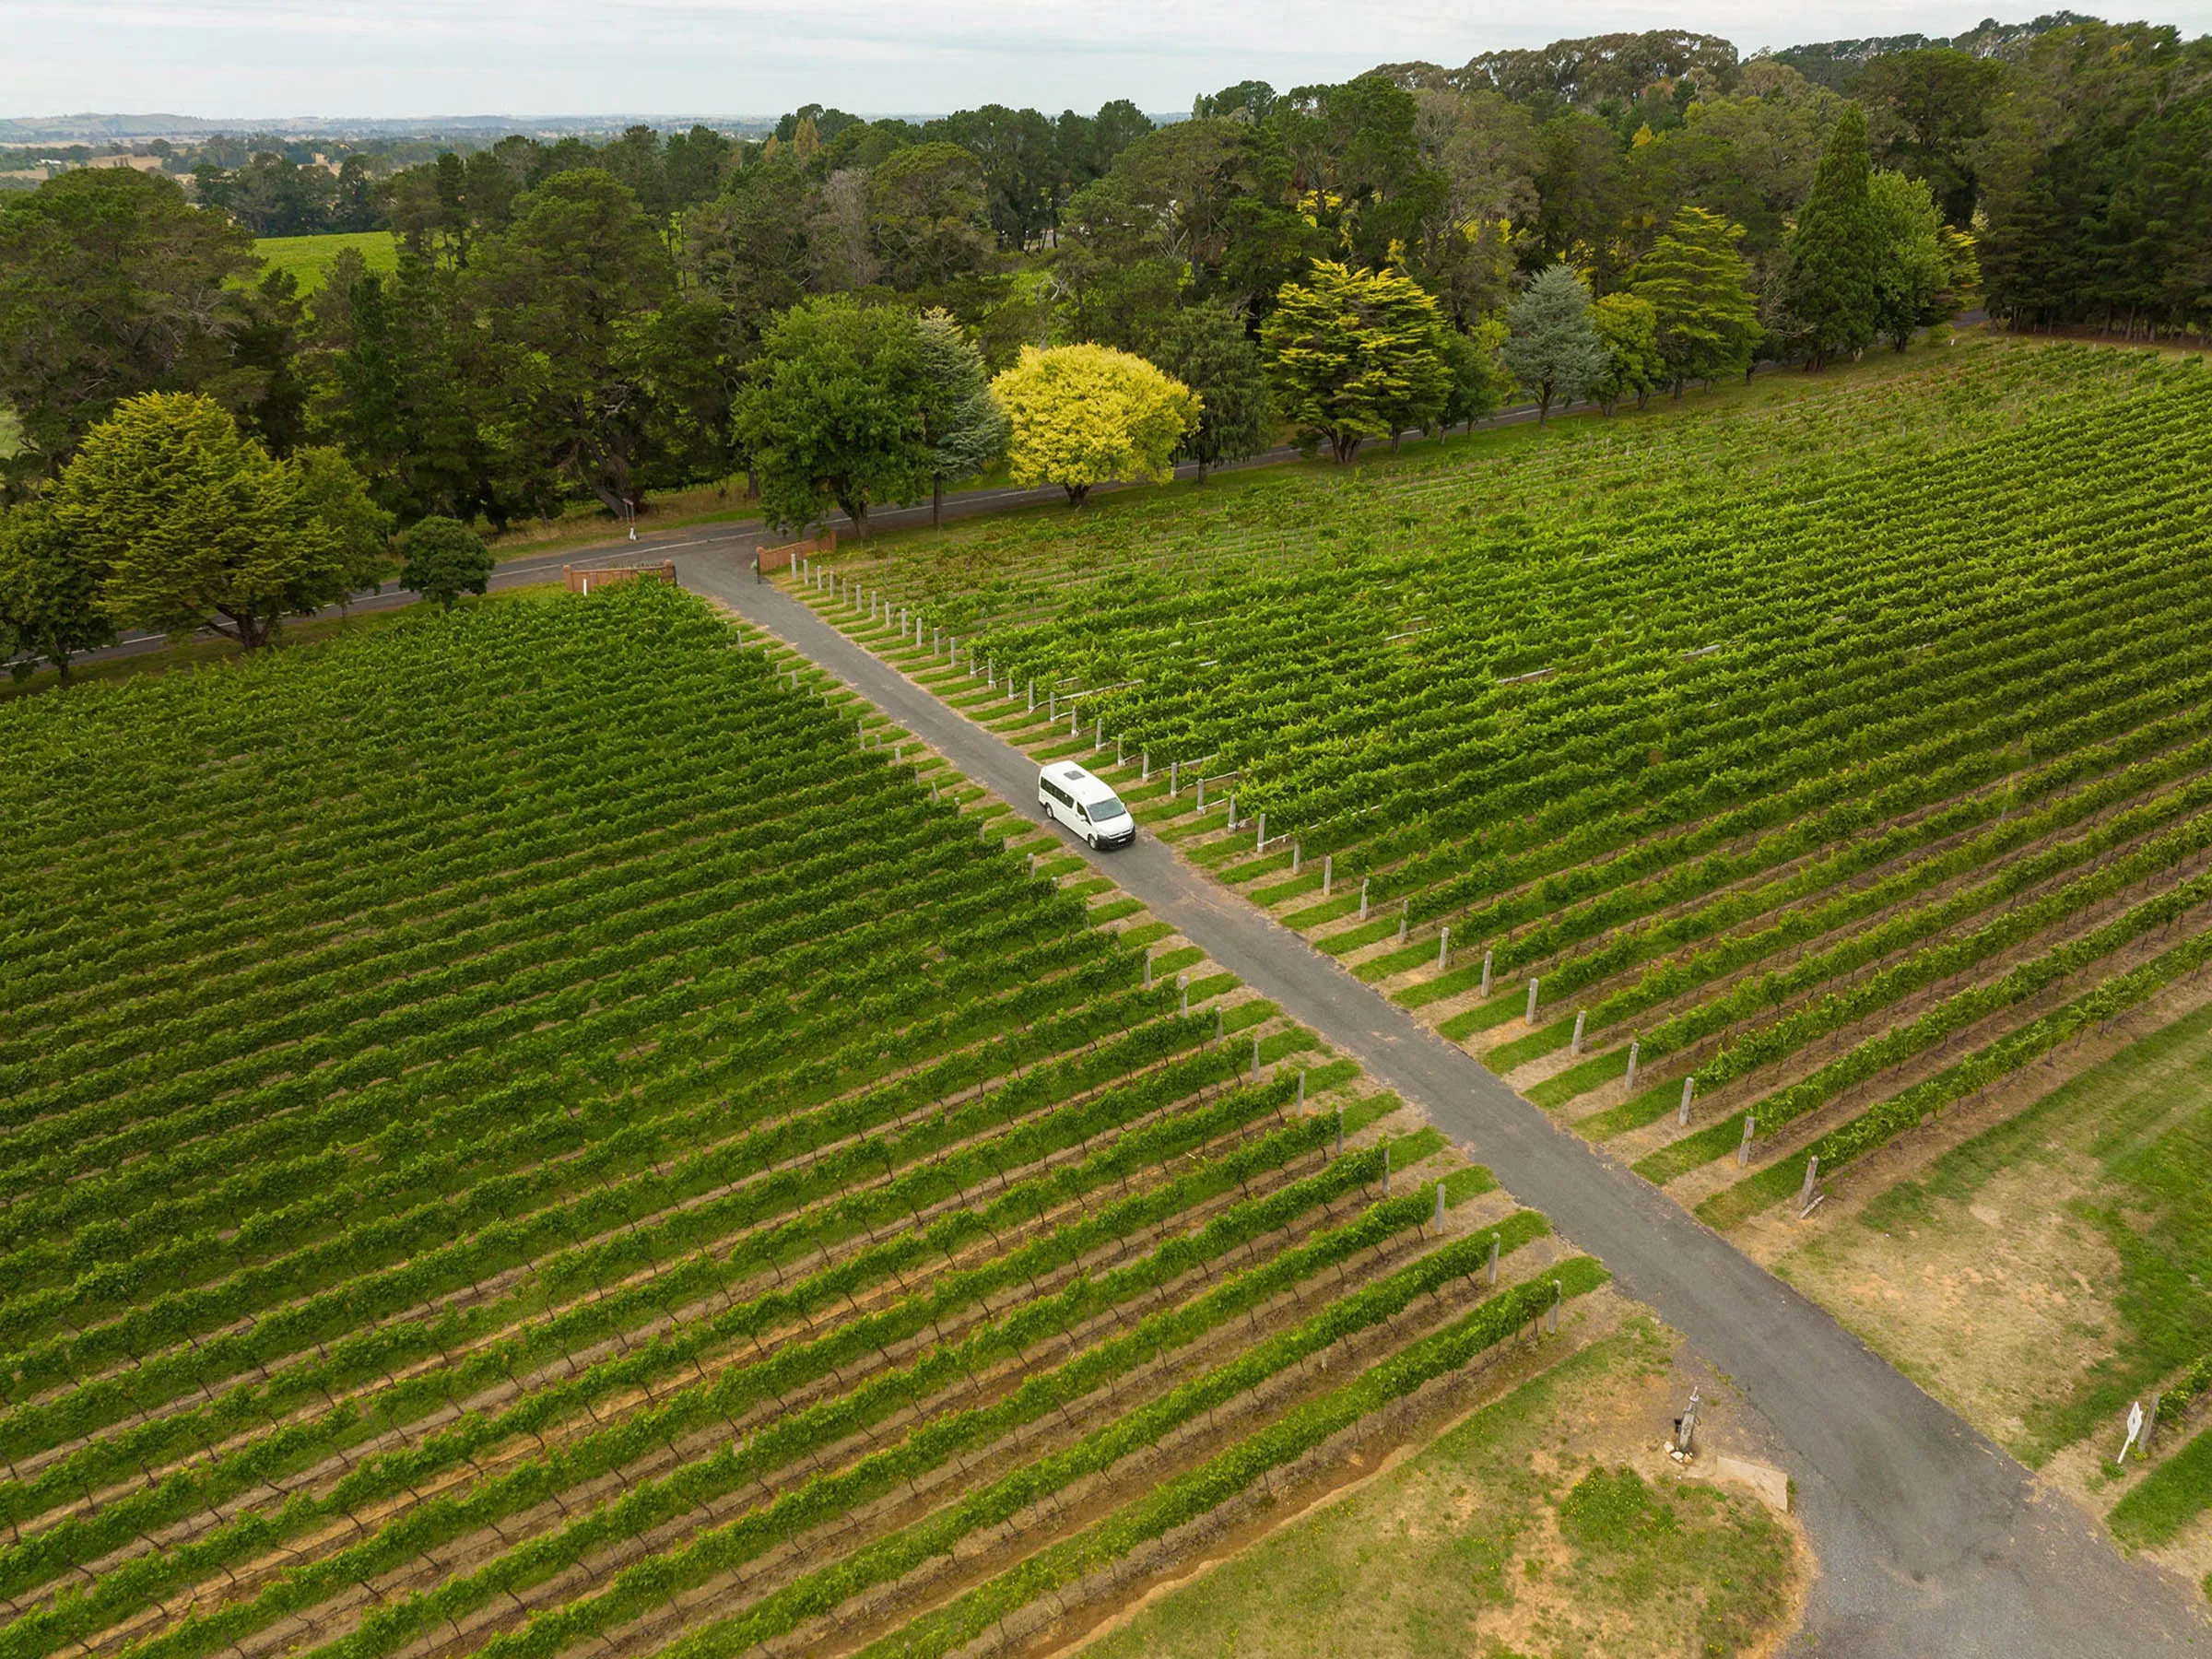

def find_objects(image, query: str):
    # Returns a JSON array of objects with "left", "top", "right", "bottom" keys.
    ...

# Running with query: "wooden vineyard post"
[
  {"left": 1625, "top": 1038, "right": 1639, "bottom": 1091},
  {"left": 1323, "top": 853, "right": 1333, "bottom": 897},
  {"left": 1481, "top": 949, "right": 1492, "bottom": 998},
  {"left": 1797, "top": 1154, "right": 1824, "bottom": 1218}
]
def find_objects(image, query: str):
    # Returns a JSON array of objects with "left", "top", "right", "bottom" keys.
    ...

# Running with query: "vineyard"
[
  {"left": 792, "top": 335, "right": 2212, "bottom": 1561},
  {"left": 0, "top": 582, "right": 1620, "bottom": 1659}
]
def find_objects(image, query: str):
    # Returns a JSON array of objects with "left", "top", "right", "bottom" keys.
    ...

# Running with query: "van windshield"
[{"left": 1088, "top": 794, "right": 1128, "bottom": 822}]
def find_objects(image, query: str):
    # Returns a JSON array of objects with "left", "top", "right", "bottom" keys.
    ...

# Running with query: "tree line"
[{"left": 3, "top": 17, "right": 2197, "bottom": 677}]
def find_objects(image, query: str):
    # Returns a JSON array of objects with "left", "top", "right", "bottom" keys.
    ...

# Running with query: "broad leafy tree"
[
  {"left": 1500, "top": 264, "right": 1608, "bottom": 421},
  {"left": 399, "top": 516, "right": 493, "bottom": 610},
  {"left": 1590, "top": 292, "right": 1665, "bottom": 411},
  {"left": 53, "top": 393, "right": 345, "bottom": 650},
  {"left": 1867, "top": 170, "right": 1949, "bottom": 349},
  {"left": 1630, "top": 206, "right": 1759, "bottom": 393},
  {"left": 0, "top": 504, "right": 112, "bottom": 683},
  {"left": 1439, "top": 318, "right": 1512, "bottom": 432},
  {"left": 1261, "top": 261, "right": 1450, "bottom": 462},
  {"left": 1154, "top": 301, "right": 1271, "bottom": 480},
  {"left": 1781, "top": 103, "right": 1881, "bottom": 368},
  {"left": 292, "top": 447, "right": 395, "bottom": 597},
  {"left": 991, "top": 344, "right": 1198, "bottom": 505},
  {"left": 734, "top": 295, "right": 935, "bottom": 535}
]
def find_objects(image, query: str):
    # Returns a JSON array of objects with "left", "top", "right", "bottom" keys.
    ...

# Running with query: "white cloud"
[{"left": 4, "top": 0, "right": 2211, "bottom": 122}]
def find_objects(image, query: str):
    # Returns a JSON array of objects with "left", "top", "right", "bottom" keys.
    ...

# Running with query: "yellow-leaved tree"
[{"left": 990, "top": 344, "right": 1200, "bottom": 506}]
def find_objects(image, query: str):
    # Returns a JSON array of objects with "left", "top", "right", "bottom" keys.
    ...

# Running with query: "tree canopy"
[
  {"left": 733, "top": 296, "right": 935, "bottom": 535},
  {"left": 1261, "top": 261, "right": 1450, "bottom": 462},
  {"left": 992, "top": 344, "right": 1199, "bottom": 505},
  {"left": 52, "top": 393, "right": 353, "bottom": 650},
  {"left": 1500, "top": 263, "right": 1609, "bottom": 420},
  {"left": 1630, "top": 205, "right": 1759, "bottom": 391}
]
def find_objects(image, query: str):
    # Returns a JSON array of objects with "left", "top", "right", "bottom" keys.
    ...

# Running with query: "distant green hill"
[{"left": 254, "top": 229, "right": 397, "bottom": 295}]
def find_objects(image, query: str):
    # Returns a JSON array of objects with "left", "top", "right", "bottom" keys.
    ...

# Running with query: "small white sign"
[{"left": 2117, "top": 1400, "right": 2146, "bottom": 1466}]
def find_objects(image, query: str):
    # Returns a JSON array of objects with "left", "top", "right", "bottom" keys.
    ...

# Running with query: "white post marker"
[
  {"left": 1488, "top": 1232, "right": 1500, "bottom": 1286},
  {"left": 1571, "top": 1009, "right": 1585, "bottom": 1054},
  {"left": 1678, "top": 1075, "right": 1695, "bottom": 1125},
  {"left": 1625, "top": 1039, "right": 1640, "bottom": 1091},
  {"left": 1255, "top": 811, "right": 1265, "bottom": 853},
  {"left": 1142, "top": 749, "right": 1150, "bottom": 782},
  {"left": 1738, "top": 1114, "right": 1756, "bottom": 1168},
  {"left": 1481, "top": 949, "right": 1493, "bottom": 998},
  {"left": 1292, "top": 843, "right": 1301, "bottom": 875},
  {"left": 1323, "top": 853, "right": 1333, "bottom": 897},
  {"left": 1169, "top": 759, "right": 1178, "bottom": 797},
  {"left": 1251, "top": 1034, "right": 1261, "bottom": 1076},
  {"left": 1359, "top": 877, "right": 1370, "bottom": 921},
  {"left": 2118, "top": 1400, "right": 2147, "bottom": 1466},
  {"left": 1526, "top": 977, "right": 1540, "bottom": 1023},
  {"left": 1439, "top": 924, "right": 1451, "bottom": 969},
  {"left": 1297, "top": 1069, "right": 1306, "bottom": 1107},
  {"left": 1396, "top": 912, "right": 1407, "bottom": 946},
  {"left": 1196, "top": 776, "right": 1206, "bottom": 813}
]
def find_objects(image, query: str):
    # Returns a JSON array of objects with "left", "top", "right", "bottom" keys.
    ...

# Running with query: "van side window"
[{"left": 1044, "top": 780, "right": 1072, "bottom": 806}]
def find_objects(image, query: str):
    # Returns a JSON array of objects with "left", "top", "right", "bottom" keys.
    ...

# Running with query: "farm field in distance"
[
  {"left": 0, "top": 583, "right": 1749, "bottom": 1659},
  {"left": 253, "top": 228, "right": 397, "bottom": 293},
  {"left": 794, "top": 334, "right": 2212, "bottom": 1569}
]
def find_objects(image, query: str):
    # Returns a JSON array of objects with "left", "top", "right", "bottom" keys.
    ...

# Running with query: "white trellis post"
[
  {"left": 1438, "top": 924, "right": 1451, "bottom": 969},
  {"left": 1625, "top": 1038, "right": 1640, "bottom": 1091},
  {"left": 1678, "top": 1076, "right": 1696, "bottom": 1124},
  {"left": 1525, "top": 978, "right": 1540, "bottom": 1022},
  {"left": 1571, "top": 1009, "right": 1586, "bottom": 1054},
  {"left": 1480, "top": 949, "right": 1492, "bottom": 997}
]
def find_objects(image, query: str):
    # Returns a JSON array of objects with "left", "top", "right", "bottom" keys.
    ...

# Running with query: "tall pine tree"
[{"left": 1783, "top": 105, "right": 1881, "bottom": 369}]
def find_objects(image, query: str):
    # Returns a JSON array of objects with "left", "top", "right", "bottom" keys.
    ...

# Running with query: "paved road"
[{"left": 678, "top": 552, "right": 2207, "bottom": 1658}]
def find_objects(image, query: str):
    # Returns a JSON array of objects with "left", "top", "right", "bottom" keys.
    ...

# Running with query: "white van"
[{"left": 1037, "top": 761, "right": 1135, "bottom": 850}]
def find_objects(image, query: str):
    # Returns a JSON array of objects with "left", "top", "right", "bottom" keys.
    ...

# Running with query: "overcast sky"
[{"left": 4, "top": 1, "right": 2209, "bottom": 123}]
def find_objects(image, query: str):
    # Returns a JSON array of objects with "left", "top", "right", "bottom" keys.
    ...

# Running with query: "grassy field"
[
  {"left": 794, "top": 336, "right": 2212, "bottom": 1247},
  {"left": 1084, "top": 1318, "right": 1798, "bottom": 1659},
  {"left": 1771, "top": 999, "right": 2212, "bottom": 1586},
  {"left": 0, "top": 582, "right": 1623, "bottom": 1659},
  {"left": 254, "top": 229, "right": 398, "bottom": 293}
]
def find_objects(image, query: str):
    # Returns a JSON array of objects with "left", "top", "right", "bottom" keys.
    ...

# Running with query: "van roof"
[{"left": 1047, "top": 761, "right": 1118, "bottom": 805}]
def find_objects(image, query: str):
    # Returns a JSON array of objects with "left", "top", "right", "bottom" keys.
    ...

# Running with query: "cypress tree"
[{"left": 1784, "top": 104, "right": 1881, "bottom": 369}]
